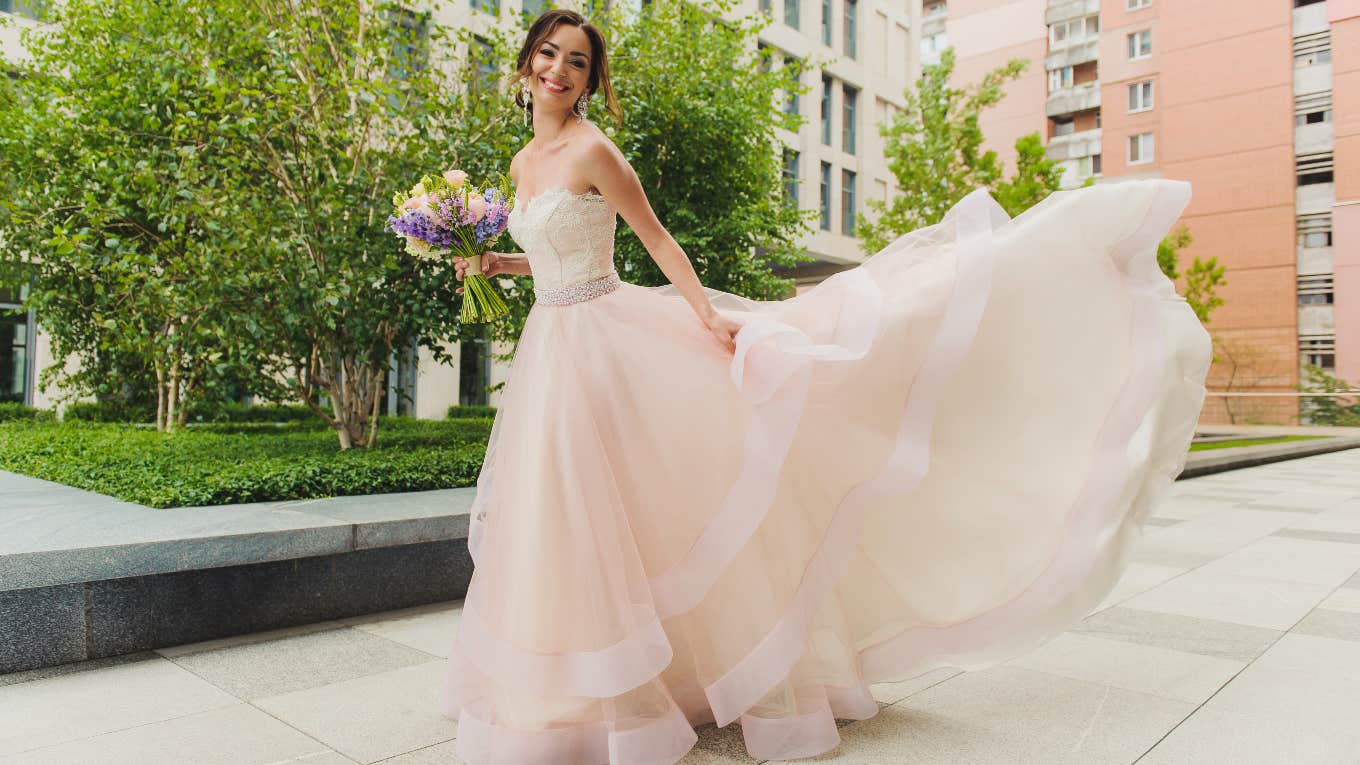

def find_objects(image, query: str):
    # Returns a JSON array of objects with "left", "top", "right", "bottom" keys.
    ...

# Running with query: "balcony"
[
  {"left": 1046, "top": 81, "right": 1100, "bottom": 118},
  {"left": 1046, "top": 39, "right": 1099, "bottom": 69},
  {"left": 1293, "top": 2, "right": 1330, "bottom": 37},
  {"left": 1297, "top": 246, "right": 1334, "bottom": 277},
  {"left": 1297, "top": 183, "right": 1335, "bottom": 216},
  {"left": 1046, "top": 128, "right": 1102, "bottom": 162},
  {"left": 1299, "top": 304, "right": 1336, "bottom": 335},
  {"left": 922, "top": 16, "right": 946, "bottom": 38},
  {"left": 1045, "top": 0, "right": 1099, "bottom": 25},
  {"left": 1296, "top": 121, "right": 1335, "bottom": 156},
  {"left": 1295, "top": 64, "right": 1332, "bottom": 96}
]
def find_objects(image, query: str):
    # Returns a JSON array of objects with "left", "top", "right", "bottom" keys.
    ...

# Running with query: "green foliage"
[
  {"left": 1157, "top": 225, "right": 1192, "bottom": 280},
  {"left": 857, "top": 48, "right": 1034, "bottom": 253},
  {"left": 447, "top": 404, "right": 497, "bottom": 419},
  {"left": 0, "top": 418, "right": 492, "bottom": 507},
  {"left": 1298, "top": 364, "right": 1360, "bottom": 427},
  {"left": 1156, "top": 225, "right": 1226, "bottom": 325},
  {"left": 1, "top": 0, "right": 518, "bottom": 448},
  {"left": 992, "top": 132, "right": 1065, "bottom": 218},
  {"left": 0, "top": 402, "right": 55, "bottom": 423}
]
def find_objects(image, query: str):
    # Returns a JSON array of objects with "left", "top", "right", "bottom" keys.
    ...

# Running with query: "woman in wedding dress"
[{"left": 441, "top": 9, "right": 1212, "bottom": 765}]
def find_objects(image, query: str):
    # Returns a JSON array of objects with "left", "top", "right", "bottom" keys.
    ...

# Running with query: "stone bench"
[{"left": 0, "top": 471, "right": 474, "bottom": 674}]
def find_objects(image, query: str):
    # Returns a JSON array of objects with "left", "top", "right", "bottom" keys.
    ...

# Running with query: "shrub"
[
  {"left": 448, "top": 404, "right": 497, "bottom": 419},
  {"left": 0, "top": 402, "right": 56, "bottom": 423}
]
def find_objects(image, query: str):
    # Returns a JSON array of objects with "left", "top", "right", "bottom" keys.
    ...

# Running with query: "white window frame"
[
  {"left": 1127, "top": 80, "right": 1154, "bottom": 112},
  {"left": 1127, "top": 29, "right": 1152, "bottom": 60},
  {"left": 1126, "top": 0, "right": 1151, "bottom": 10},
  {"left": 1128, "top": 132, "right": 1155, "bottom": 165},
  {"left": 1048, "top": 66, "right": 1074, "bottom": 92}
]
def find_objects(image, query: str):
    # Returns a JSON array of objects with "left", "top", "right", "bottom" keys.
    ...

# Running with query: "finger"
[{"left": 456, "top": 287, "right": 464, "bottom": 294}]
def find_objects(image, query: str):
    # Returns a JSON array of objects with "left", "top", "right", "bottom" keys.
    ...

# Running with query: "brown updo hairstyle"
[{"left": 510, "top": 9, "right": 623, "bottom": 126}]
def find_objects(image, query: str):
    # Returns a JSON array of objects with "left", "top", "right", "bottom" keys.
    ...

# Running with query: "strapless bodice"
[{"left": 508, "top": 187, "right": 619, "bottom": 300}]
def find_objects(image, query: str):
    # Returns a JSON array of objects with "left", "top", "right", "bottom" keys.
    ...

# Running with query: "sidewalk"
[{"left": 2, "top": 450, "right": 1359, "bottom": 764}]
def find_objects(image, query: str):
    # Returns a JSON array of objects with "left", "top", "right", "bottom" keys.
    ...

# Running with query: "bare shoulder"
[
  {"left": 508, "top": 145, "right": 529, "bottom": 186},
  {"left": 575, "top": 124, "right": 630, "bottom": 189}
]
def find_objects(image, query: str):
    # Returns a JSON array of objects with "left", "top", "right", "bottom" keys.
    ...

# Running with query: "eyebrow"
[{"left": 542, "top": 41, "right": 590, "bottom": 60}]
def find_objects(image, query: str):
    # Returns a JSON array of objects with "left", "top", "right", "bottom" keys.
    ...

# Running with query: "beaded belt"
[{"left": 534, "top": 272, "right": 622, "bottom": 306}]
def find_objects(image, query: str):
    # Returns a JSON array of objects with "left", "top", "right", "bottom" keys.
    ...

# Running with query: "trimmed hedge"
[
  {"left": 0, "top": 417, "right": 492, "bottom": 508},
  {"left": 0, "top": 402, "right": 56, "bottom": 423},
  {"left": 447, "top": 404, "right": 497, "bottom": 419},
  {"left": 63, "top": 401, "right": 319, "bottom": 424}
]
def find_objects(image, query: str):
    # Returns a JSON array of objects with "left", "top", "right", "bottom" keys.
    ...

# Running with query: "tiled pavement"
[{"left": 3, "top": 451, "right": 1360, "bottom": 764}]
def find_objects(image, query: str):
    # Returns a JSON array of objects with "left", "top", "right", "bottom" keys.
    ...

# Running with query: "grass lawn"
[
  {"left": 1189, "top": 435, "right": 1328, "bottom": 452},
  {"left": 0, "top": 417, "right": 492, "bottom": 508}
]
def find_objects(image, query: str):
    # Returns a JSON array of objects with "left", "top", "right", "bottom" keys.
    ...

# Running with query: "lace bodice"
[{"left": 508, "top": 187, "right": 619, "bottom": 296}]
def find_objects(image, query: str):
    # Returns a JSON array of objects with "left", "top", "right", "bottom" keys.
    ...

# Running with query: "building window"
[
  {"left": 0, "top": 285, "right": 32, "bottom": 405},
  {"left": 459, "top": 328, "right": 492, "bottom": 406},
  {"left": 820, "top": 0, "right": 831, "bottom": 45},
  {"left": 1297, "top": 152, "right": 1334, "bottom": 185},
  {"left": 471, "top": 37, "right": 497, "bottom": 93},
  {"left": 1300, "top": 334, "right": 1335, "bottom": 370},
  {"left": 760, "top": 0, "right": 771, "bottom": 15},
  {"left": 470, "top": 0, "right": 499, "bottom": 15},
  {"left": 784, "top": 0, "right": 800, "bottom": 30},
  {"left": 920, "top": 31, "right": 947, "bottom": 60},
  {"left": 821, "top": 73, "right": 834, "bottom": 145},
  {"left": 820, "top": 161, "right": 832, "bottom": 231},
  {"left": 1126, "top": 0, "right": 1151, "bottom": 9},
  {"left": 782, "top": 52, "right": 802, "bottom": 116},
  {"left": 783, "top": 149, "right": 800, "bottom": 207},
  {"left": 842, "top": 84, "right": 858, "bottom": 154},
  {"left": 1127, "top": 30, "right": 1152, "bottom": 59},
  {"left": 1048, "top": 66, "right": 1074, "bottom": 92},
  {"left": 1050, "top": 16, "right": 1098, "bottom": 47},
  {"left": 1128, "top": 132, "right": 1154, "bottom": 164},
  {"left": 1298, "top": 275, "right": 1334, "bottom": 306},
  {"left": 844, "top": 0, "right": 857, "bottom": 59},
  {"left": 0, "top": 1, "right": 40, "bottom": 19},
  {"left": 1298, "top": 213, "right": 1333, "bottom": 248},
  {"left": 841, "top": 170, "right": 857, "bottom": 236},
  {"left": 1293, "top": 32, "right": 1330, "bottom": 67},
  {"left": 1127, "top": 81, "right": 1154, "bottom": 112},
  {"left": 522, "top": 0, "right": 548, "bottom": 18},
  {"left": 924, "top": 0, "right": 946, "bottom": 17},
  {"left": 1092, "top": 153, "right": 1103, "bottom": 175},
  {"left": 1052, "top": 117, "right": 1074, "bottom": 137}
]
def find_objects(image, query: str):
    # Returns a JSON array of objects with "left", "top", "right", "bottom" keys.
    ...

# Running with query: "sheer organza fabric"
[{"left": 442, "top": 180, "right": 1212, "bottom": 764}]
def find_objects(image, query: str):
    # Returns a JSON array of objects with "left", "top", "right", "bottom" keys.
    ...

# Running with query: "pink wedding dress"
[{"left": 441, "top": 179, "right": 1212, "bottom": 764}]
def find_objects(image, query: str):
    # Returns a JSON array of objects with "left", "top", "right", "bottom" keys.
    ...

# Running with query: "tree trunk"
[
  {"left": 154, "top": 361, "right": 168, "bottom": 433},
  {"left": 166, "top": 362, "right": 180, "bottom": 433}
]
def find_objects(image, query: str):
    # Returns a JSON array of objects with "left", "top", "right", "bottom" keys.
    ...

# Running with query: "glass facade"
[
  {"left": 0, "top": 285, "right": 32, "bottom": 405},
  {"left": 460, "top": 328, "right": 492, "bottom": 406},
  {"left": 819, "top": 161, "right": 832, "bottom": 231},
  {"left": 841, "top": 169, "right": 856, "bottom": 236}
]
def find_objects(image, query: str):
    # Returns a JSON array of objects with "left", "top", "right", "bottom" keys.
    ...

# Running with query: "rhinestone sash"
[{"left": 534, "top": 272, "right": 622, "bottom": 306}]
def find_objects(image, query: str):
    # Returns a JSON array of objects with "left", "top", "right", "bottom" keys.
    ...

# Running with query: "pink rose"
[
  {"left": 402, "top": 195, "right": 424, "bottom": 210},
  {"left": 467, "top": 195, "right": 487, "bottom": 222},
  {"left": 443, "top": 169, "right": 468, "bottom": 188}
]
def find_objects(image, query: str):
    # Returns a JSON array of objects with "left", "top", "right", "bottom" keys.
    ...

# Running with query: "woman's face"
[{"left": 528, "top": 24, "right": 592, "bottom": 108}]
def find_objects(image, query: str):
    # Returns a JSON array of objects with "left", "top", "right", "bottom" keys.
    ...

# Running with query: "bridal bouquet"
[{"left": 387, "top": 169, "right": 514, "bottom": 324}]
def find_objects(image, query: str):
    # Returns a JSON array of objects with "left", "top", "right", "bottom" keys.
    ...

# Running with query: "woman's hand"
[
  {"left": 704, "top": 310, "right": 746, "bottom": 355},
  {"left": 454, "top": 252, "right": 503, "bottom": 294}
]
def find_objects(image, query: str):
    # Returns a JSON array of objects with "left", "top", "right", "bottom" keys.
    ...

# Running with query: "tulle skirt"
[{"left": 441, "top": 180, "right": 1212, "bottom": 764}]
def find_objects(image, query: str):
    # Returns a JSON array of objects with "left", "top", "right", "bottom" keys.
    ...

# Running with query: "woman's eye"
[{"left": 572, "top": 61, "right": 585, "bottom": 68}]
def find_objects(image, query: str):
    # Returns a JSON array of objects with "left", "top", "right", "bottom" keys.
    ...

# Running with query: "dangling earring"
[
  {"left": 521, "top": 84, "right": 532, "bottom": 127},
  {"left": 574, "top": 92, "right": 590, "bottom": 124}
]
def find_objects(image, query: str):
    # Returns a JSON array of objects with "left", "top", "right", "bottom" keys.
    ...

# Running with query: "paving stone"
[
  {"left": 163, "top": 626, "right": 437, "bottom": 700},
  {"left": 1292, "top": 608, "right": 1360, "bottom": 643},
  {"left": 1272, "top": 527, "right": 1360, "bottom": 545},
  {"left": 254, "top": 660, "right": 455, "bottom": 764},
  {"left": 870, "top": 667, "right": 962, "bottom": 706},
  {"left": 0, "top": 657, "right": 237, "bottom": 756},
  {"left": 0, "top": 703, "right": 334, "bottom": 765},
  {"left": 1123, "top": 569, "right": 1332, "bottom": 630},
  {"left": 1074, "top": 607, "right": 1283, "bottom": 662},
  {"left": 1006, "top": 632, "right": 1244, "bottom": 703},
  {"left": 770, "top": 667, "right": 1193, "bottom": 765},
  {"left": 1194, "top": 536, "right": 1360, "bottom": 587}
]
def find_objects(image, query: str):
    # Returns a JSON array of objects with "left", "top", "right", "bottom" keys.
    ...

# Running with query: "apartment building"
[
  {"left": 928, "top": 0, "right": 1356, "bottom": 424},
  {"left": 754, "top": 0, "right": 921, "bottom": 288}
]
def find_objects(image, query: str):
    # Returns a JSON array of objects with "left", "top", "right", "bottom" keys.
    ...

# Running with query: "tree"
[
  {"left": 992, "top": 132, "right": 1064, "bottom": 218},
  {"left": 2, "top": 0, "right": 518, "bottom": 448},
  {"left": 1297, "top": 364, "right": 1360, "bottom": 426},
  {"left": 856, "top": 47, "right": 1034, "bottom": 254},
  {"left": 0, "top": 1, "right": 270, "bottom": 431},
  {"left": 1156, "top": 225, "right": 1226, "bottom": 325}
]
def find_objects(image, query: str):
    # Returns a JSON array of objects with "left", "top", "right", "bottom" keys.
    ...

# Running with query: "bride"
[{"left": 443, "top": 8, "right": 1211, "bottom": 765}]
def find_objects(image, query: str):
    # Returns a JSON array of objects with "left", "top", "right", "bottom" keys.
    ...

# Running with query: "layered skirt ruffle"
[{"left": 442, "top": 180, "right": 1212, "bottom": 764}]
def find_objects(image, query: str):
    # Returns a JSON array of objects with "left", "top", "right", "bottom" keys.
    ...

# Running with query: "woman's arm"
[{"left": 581, "top": 138, "right": 744, "bottom": 351}]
